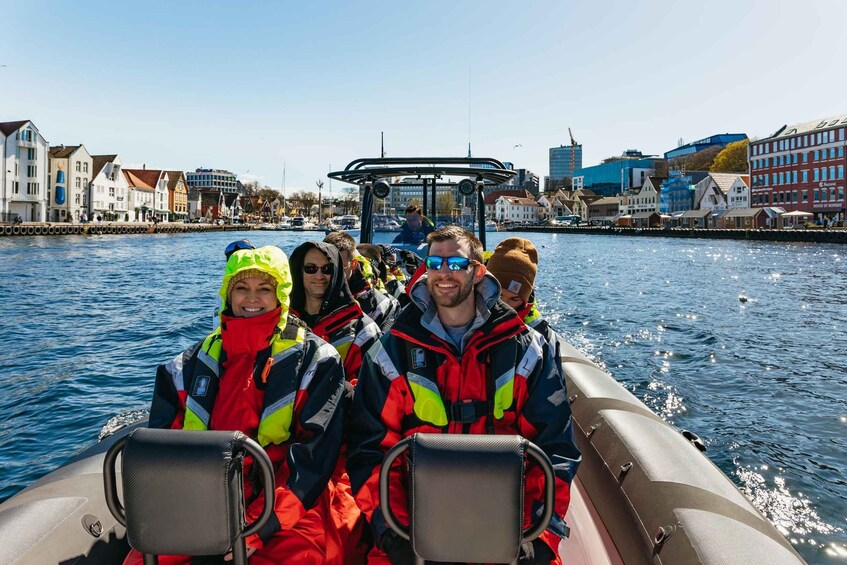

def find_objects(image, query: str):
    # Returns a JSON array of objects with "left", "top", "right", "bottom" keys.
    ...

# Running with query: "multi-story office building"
[
  {"left": 48, "top": 144, "right": 92, "bottom": 222},
  {"left": 749, "top": 114, "right": 847, "bottom": 223},
  {"left": 665, "top": 133, "right": 748, "bottom": 161},
  {"left": 0, "top": 120, "right": 49, "bottom": 222},
  {"left": 549, "top": 144, "right": 583, "bottom": 186},
  {"left": 382, "top": 179, "right": 460, "bottom": 215},
  {"left": 186, "top": 168, "right": 238, "bottom": 194},
  {"left": 573, "top": 151, "right": 661, "bottom": 198}
]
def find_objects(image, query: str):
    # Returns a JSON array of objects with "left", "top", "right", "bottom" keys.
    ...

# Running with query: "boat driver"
[
  {"left": 392, "top": 204, "right": 435, "bottom": 245},
  {"left": 347, "top": 226, "right": 581, "bottom": 564}
]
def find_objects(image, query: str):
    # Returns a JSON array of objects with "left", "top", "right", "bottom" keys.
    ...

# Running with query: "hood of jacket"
[
  {"left": 289, "top": 241, "right": 355, "bottom": 316},
  {"left": 219, "top": 245, "right": 293, "bottom": 331}
]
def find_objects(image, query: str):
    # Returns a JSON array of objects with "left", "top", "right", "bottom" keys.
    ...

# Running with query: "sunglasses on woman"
[
  {"left": 304, "top": 264, "right": 334, "bottom": 275},
  {"left": 424, "top": 256, "right": 475, "bottom": 271}
]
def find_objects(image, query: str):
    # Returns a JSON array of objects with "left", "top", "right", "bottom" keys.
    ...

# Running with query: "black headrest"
[
  {"left": 120, "top": 428, "right": 245, "bottom": 555},
  {"left": 408, "top": 434, "right": 527, "bottom": 563}
]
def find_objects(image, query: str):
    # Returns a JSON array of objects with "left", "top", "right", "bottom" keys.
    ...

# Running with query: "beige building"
[
  {"left": 48, "top": 144, "right": 93, "bottom": 222},
  {"left": 166, "top": 171, "right": 189, "bottom": 220}
]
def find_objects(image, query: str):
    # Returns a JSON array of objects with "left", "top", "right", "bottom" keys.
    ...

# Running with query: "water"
[{"left": 0, "top": 230, "right": 845, "bottom": 563}]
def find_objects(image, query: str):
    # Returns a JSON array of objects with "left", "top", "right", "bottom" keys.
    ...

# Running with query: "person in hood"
[
  {"left": 323, "top": 231, "right": 399, "bottom": 333},
  {"left": 289, "top": 240, "right": 383, "bottom": 563},
  {"left": 134, "top": 245, "right": 347, "bottom": 565},
  {"left": 289, "top": 241, "right": 381, "bottom": 383},
  {"left": 347, "top": 227, "right": 581, "bottom": 565},
  {"left": 487, "top": 237, "right": 563, "bottom": 370}
]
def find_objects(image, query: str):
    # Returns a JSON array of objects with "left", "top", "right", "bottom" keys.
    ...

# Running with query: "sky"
[{"left": 2, "top": 0, "right": 847, "bottom": 193}]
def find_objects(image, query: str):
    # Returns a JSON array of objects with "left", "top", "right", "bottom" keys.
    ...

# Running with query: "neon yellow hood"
[{"left": 219, "top": 245, "right": 292, "bottom": 328}]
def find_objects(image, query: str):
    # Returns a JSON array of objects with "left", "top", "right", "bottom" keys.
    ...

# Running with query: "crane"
[{"left": 568, "top": 127, "right": 578, "bottom": 188}]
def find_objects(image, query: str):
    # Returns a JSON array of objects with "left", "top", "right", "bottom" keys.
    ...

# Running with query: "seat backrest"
[
  {"left": 408, "top": 433, "right": 526, "bottom": 563},
  {"left": 120, "top": 428, "right": 245, "bottom": 556}
]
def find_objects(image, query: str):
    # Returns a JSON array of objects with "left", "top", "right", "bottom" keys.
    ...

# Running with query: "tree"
[
  {"left": 710, "top": 140, "right": 750, "bottom": 173},
  {"left": 653, "top": 160, "right": 669, "bottom": 177},
  {"left": 258, "top": 188, "right": 280, "bottom": 203},
  {"left": 436, "top": 192, "right": 455, "bottom": 216},
  {"left": 670, "top": 145, "right": 722, "bottom": 172}
]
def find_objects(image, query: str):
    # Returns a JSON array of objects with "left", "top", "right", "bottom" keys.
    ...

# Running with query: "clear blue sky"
[{"left": 2, "top": 1, "right": 846, "bottom": 193}]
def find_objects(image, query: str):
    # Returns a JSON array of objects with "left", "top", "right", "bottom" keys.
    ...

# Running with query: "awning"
[{"left": 782, "top": 210, "right": 814, "bottom": 217}]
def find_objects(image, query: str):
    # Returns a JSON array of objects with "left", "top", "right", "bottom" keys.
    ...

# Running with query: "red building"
[{"left": 749, "top": 114, "right": 847, "bottom": 224}]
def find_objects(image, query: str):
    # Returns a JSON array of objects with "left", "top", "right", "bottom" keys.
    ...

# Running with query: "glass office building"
[
  {"left": 549, "top": 145, "right": 582, "bottom": 182},
  {"left": 573, "top": 157, "right": 660, "bottom": 198},
  {"left": 664, "top": 133, "right": 747, "bottom": 161}
]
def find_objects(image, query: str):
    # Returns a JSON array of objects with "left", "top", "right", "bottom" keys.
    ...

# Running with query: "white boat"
[{"left": 485, "top": 220, "right": 498, "bottom": 232}]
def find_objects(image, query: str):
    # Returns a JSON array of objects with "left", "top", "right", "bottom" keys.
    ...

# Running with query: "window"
[
  {"left": 779, "top": 172, "right": 785, "bottom": 185},
  {"left": 793, "top": 154, "right": 798, "bottom": 164},
  {"left": 802, "top": 171, "right": 808, "bottom": 183},
  {"left": 76, "top": 178, "right": 81, "bottom": 188},
  {"left": 841, "top": 128, "right": 845, "bottom": 141},
  {"left": 793, "top": 190, "right": 798, "bottom": 202},
  {"left": 839, "top": 147, "right": 844, "bottom": 157},
  {"left": 793, "top": 171, "right": 798, "bottom": 183},
  {"left": 27, "top": 164, "right": 37, "bottom": 177},
  {"left": 27, "top": 182, "right": 38, "bottom": 195},
  {"left": 790, "top": 138, "right": 795, "bottom": 149},
  {"left": 839, "top": 165, "right": 844, "bottom": 179},
  {"left": 75, "top": 162, "right": 81, "bottom": 172},
  {"left": 822, "top": 168, "right": 828, "bottom": 181},
  {"left": 83, "top": 162, "right": 89, "bottom": 173},
  {"left": 814, "top": 150, "right": 820, "bottom": 161},
  {"left": 12, "top": 181, "right": 19, "bottom": 194},
  {"left": 830, "top": 148, "right": 836, "bottom": 159},
  {"left": 803, "top": 190, "right": 808, "bottom": 203},
  {"left": 830, "top": 166, "right": 836, "bottom": 180},
  {"left": 803, "top": 152, "right": 808, "bottom": 163},
  {"left": 814, "top": 189, "right": 820, "bottom": 202},
  {"left": 814, "top": 169, "right": 820, "bottom": 181},
  {"left": 27, "top": 147, "right": 36, "bottom": 160}
]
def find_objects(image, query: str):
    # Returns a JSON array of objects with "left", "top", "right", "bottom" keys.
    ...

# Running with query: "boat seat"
[
  {"left": 103, "top": 428, "right": 275, "bottom": 565},
  {"left": 380, "top": 433, "right": 555, "bottom": 565}
]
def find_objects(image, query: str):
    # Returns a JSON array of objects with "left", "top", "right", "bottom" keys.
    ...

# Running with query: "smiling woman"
[{"left": 227, "top": 269, "right": 279, "bottom": 318}]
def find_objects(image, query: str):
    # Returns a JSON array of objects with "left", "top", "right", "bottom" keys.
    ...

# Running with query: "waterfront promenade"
[
  {"left": 508, "top": 225, "right": 847, "bottom": 244},
  {"left": 0, "top": 222, "right": 245, "bottom": 237}
]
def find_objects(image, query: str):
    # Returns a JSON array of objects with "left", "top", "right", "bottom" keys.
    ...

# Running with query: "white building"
[
  {"left": 0, "top": 120, "right": 49, "bottom": 222},
  {"left": 48, "top": 144, "right": 92, "bottom": 222},
  {"left": 90, "top": 155, "right": 130, "bottom": 221},
  {"left": 494, "top": 196, "right": 541, "bottom": 223},
  {"left": 124, "top": 170, "right": 155, "bottom": 221},
  {"left": 726, "top": 175, "right": 751, "bottom": 209},
  {"left": 693, "top": 173, "right": 740, "bottom": 212},
  {"left": 621, "top": 176, "right": 664, "bottom": 215},
  {"left": 124, "top": 168, "right": 170, "bottom": 222}
]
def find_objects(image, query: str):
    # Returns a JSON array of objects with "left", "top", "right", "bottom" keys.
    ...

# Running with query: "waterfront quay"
[
  {"left": 510, "top": 225, "right": 847, "bottom": 244},
  {"left": 0, "top": 222, "right": 245, "bottom": 237}
]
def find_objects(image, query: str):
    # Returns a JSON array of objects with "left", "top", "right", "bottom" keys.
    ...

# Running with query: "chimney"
[{"left": 143, "top": 164, "right": 146, "bottom": 170}]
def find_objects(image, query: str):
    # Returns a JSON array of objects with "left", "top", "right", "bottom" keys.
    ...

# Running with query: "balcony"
[{"left": 17, "top": 138, "right": 36, "bottom": 149}]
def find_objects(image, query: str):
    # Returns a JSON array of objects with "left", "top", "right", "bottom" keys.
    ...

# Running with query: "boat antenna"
[
  {"left": 381, "top": 131, "right": 385, "bottom": 158},
  {"left": 282, "top": 163, "right": 286, "bottom": 216},
  {"left": 467, "top": 65, "right": 472, "bottom": 158}
]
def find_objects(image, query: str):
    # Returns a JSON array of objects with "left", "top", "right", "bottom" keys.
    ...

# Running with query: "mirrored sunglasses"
[{"left": 424, "top": 256, "right": 474, "bottom": 271}]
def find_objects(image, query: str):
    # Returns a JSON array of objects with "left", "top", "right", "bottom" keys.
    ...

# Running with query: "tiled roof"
[
  {"left": 0, "top": 120, "right": 30, "bottom": 136},
  {"left": 166, "top": 171, "right": 186, "bottom": 191},
  {"left": 768, "top": 114, "right": 847, "bottom": 139},
  {"left": 484, "top": 189, "right": 532, "bottom": 206},
  {"left": 124, "top": 168, "right": 164, "bottom": 189},
  {"left": 49, "top": 145, "right": 81, "bottom": 158},
  {"left": 707, "top": 172, "right": 740, "bottom": 194},
  {"left": 124, "top": 170, "right": 155, "bottom": 191},
  {"left": 723, "top": 207, "right": 762, "bottom": 218},
  {"left": 590, "top": 197, "right": 621, "bottom": 206},
  {"left": 91, "top": 155, "right": 118, "bottom": 179}
]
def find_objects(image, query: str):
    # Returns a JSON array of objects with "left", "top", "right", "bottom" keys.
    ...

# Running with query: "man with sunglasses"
[
  {"left": 288, "top": 240, "right": 382, "bottom": 563},
  {"left": 348, "top": 226, "right": 581, "bottom": 564}
]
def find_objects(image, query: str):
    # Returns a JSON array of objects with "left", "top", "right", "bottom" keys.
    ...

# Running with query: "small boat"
[
  {"left": 485, "top": 220, "right": 498, "bottom": 232},
  {"left": 290, "top": 216, "right": 307, "bottom": 231}
]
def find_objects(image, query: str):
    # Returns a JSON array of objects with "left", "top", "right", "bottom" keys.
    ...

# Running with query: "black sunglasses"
[
  {"left": 225, "top": 239, "right": 255, "bottom": 259},
  {"left": 304, "top": 264, "right": 334, "bottom": 275},
  {"left": 424, "top": 256, "right": 474, "bottom": 271}
]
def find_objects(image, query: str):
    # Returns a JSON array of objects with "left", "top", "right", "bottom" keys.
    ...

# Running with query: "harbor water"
[{"left": 0, "top": 230, "right": 844, "bottom": 563}]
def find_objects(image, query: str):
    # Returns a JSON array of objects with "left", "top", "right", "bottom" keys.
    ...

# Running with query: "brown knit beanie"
[
  {"left": 486, "top": 237, "right": 538, "bottom": 303},
  {"left": 226, "top": 268, "right": 278, "bottom": 305}
]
